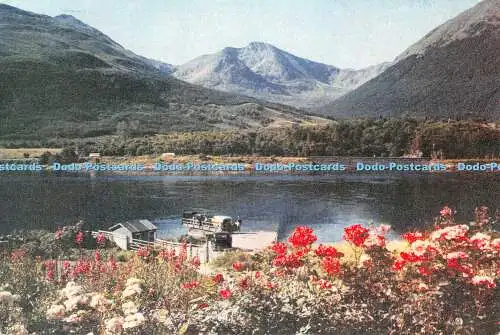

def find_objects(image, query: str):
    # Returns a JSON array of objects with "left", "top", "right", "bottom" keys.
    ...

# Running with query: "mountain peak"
[{"left": 245, "top": 41, "right": 277, "bottom": 49}]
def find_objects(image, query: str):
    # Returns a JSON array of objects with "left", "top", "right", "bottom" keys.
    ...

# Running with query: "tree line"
[{"left": 3, "top": 119, "right": 499, "bottom": 159}]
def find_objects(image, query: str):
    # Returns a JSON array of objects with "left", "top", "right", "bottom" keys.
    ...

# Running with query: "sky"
[{"left": 2, "top": 0, "right": 482, "bottom": 69}]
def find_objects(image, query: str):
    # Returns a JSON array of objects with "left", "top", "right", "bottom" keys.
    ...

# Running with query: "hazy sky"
[{"left": 3, "top": 0, "right": 482, "bottom": 69}]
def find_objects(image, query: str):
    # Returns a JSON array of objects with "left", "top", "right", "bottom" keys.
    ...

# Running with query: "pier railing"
[{"left": 90, "top": 230, "right": 206, "bottom": 260}]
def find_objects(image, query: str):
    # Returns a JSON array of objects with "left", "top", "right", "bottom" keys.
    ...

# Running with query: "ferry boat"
[
  {"left": 181, "top": 210, "right": 241, "bottom": 249},
  {"left": 181, "top": 211, "right": 241, "bottom": 233}
]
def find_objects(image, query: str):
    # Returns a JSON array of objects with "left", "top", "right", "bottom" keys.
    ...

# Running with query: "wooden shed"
[{"left": 108, "top": 219, "right": 157, "bottom": 243}]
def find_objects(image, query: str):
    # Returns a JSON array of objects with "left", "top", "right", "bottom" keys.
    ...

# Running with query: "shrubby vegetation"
[
  {"left": 3, "top": 119, "right": 497, "bottom": 159},
  {"left": 0, "top": 207, "right": 498, "bottom": 334}
]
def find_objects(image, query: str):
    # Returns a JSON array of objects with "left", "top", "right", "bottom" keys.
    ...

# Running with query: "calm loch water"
[{"left": 0, "top": 173, "right": 498, "bottom": 242}]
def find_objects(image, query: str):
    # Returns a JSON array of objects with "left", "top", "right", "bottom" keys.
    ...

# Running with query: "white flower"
[
  {"left": 123, "top": 312, "right": 145, "bottom": 329},
  {"left": 46, "top": 304, "right": 66, "bottom": 320},
  {"left": 376, "top": 224, "right": 391, "bottom": 235},
  {"left": 63, "top": 311, "right": 85, "bottom": 323},
  {"left": 105, "top": 316, "right": 125, "bottom": 334},
  {"left": 0, "top": 291, "right": 15, "bottom": 305},
  {"left": 122, "top": 301, "right": 138, "bottom": 315},
  {"left": 64, "top": 296, "right": 82, "bottom": 312},
  {"left": 61, "top": 282, "right": 83, "bottom": 299},
  {"left": 89, "top": 293, "right": 112, "bottom": 310},
  {"left": 125, "top": 278, "right": 144, "bottom": 287},
  {"left": 7, "top": 324, "right": 29, "bottom": 335},
  {"left": 122, "top": 284, "right": 142, "bottom": 299}
]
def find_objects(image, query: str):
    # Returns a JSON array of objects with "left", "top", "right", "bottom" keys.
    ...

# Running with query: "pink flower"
[
  {"left": 219, "top": 289, "right": 232, "bottom": 299},
  {"left": 191, "top": 256, "right": 201, "bottom": 268},
  {"left": 430, "top": 225, "right": 469, "bottom": 242},
  {"left": 376, "top": 224, "right": 391, "bottom": 235},
  {"left": 471, "top": 275, "right": 496, "bottom": 289},
  {"left": 410, "top": 240, "right": 437, "bottom": 257},
  {"left": 491, "top": 239, "right": 500, "bottom": 251},
  {"left": 440, "top": 206, "right": 453, "bottom": 217},
  {"left": 181, "top": 280, "right": 200, "bottom": 289},
  {"left": 363, "top": 234, "right": 385, "bottom": 248},
  {"left": 469, "top": 233, "right": 491, "bottom": 250},
  {"left": 75, "top": 231, "right": 84, "bottom": 246},
  {"left": 232, "top": 262, "right": 245, "bottom": 271},
  {"left": 212, "top": 273, "right": 224, "bottom": 283},
  {"left": 418, "top": 266, "right": 432, "bottom": 276},
  {"left": 445, "top": 251, "right": 468, "bottom": 260},
  {"left": 55, "top": 229, "right": 63, "bottom": 240},
  {"left": 317, "top": 279, "right": 333, "bottom": 289},
  {"left": 94, "top": 250, "right": 101, "bottom": 262},
  {"left": 96, "top": 232, "right": 106, "bottom": 246}
]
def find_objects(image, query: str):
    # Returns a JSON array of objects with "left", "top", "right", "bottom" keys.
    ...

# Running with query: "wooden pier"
[{"left": 91, "top": 230, "right": 278, "bottom": 263}]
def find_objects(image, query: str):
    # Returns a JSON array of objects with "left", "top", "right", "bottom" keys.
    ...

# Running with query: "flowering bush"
[{"left": 0, "top": 207, "right": 497, "bottom": 334}]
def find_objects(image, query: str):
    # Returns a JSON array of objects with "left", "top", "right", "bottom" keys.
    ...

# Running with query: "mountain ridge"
[
  {"left": 172, "top": 42, "right": 391, "bottom": 108},
  {"left": 0, "top": 4, "right": 324, "bottom": 140},
  {"left": 319, "top": 0, "right": 499, "bottom": 120}
]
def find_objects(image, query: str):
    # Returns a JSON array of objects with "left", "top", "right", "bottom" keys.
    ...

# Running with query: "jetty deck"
[{"left": 231, "top": 231, "right": 278, "bottom": 250}]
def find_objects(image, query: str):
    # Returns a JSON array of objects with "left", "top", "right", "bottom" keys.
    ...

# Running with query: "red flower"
[
  {"left": 272, "top": 253, "right": 303, "bottom": 268},
  {"left": 402, "top": 232, "right": 425, "bottom": 244},
  {"left": 392, "top": 259, "right": 406, "bottom": 271},
  {"left": 322, "top": 256, "right": 341, "bottom": 276},
  {"left": 288, "top": 226, "right": 317, "bottom": 248},
  {"left": 232, "top": 262, "right": 245, "bottom": 271},
  {"left": 75, "top": 231, "right": 84, "bottom": 246},
  {"left": 343, "top": 224, "right": 369, "bottom": 247},
  {"left": 219, "top": 289, "right": 232, "bottom": 299},
  {"left": 271, "top": 242, "right": 288, "bottom": 255},
  {"left": 198, "top": 303, "right": 209, "bottom": 309},
  {"left": 400, "top": 252, "right": 423, "bottom": 263},
  {"left": 213, "top": 273, "right": 224, "bottom": 283},
  {"left": 255, "top": 271, "right": 261, "bottom": 279},
  {"left": 315, "top": 244, "right": 343, "bottom": 258}
]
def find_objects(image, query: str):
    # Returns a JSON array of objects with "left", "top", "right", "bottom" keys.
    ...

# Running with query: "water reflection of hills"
[{"left": 0, "top": 174, "right": 497, "bottom": 242}]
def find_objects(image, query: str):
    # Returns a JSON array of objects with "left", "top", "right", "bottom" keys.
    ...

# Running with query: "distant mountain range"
[
  {"left": 318, "top": 0, "right": 499, "bottom": 119},
  {"left": 0, "top": 4, "right": 323, "bottom": 140},
  {"left": 171, "top": 42, "right": 391, "bottom": 108},
  {"left": 0, "top": 0, "right": 497, "bottom": 141}
]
